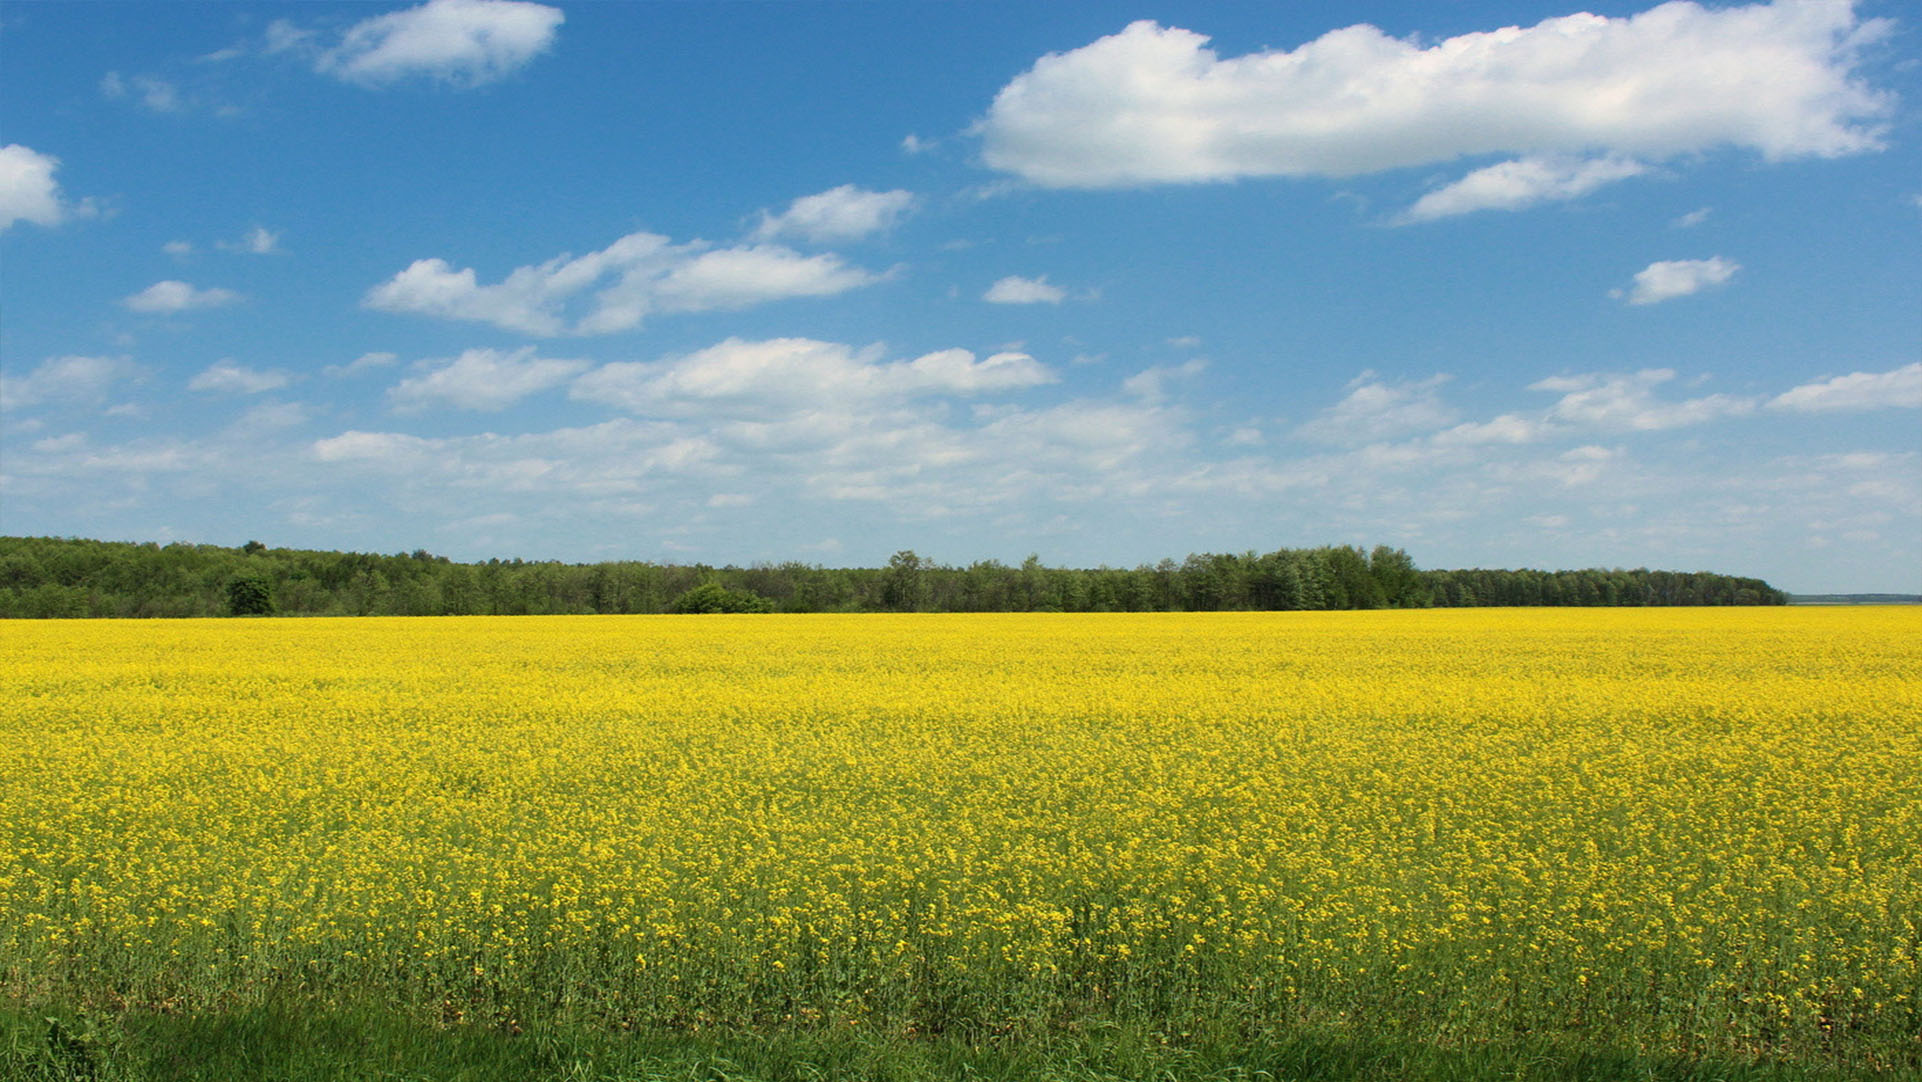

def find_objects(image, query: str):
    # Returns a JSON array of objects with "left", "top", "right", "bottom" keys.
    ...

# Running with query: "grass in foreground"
[{"left": 6, "top": 1003, "right": 1911, "bottom": 1082}]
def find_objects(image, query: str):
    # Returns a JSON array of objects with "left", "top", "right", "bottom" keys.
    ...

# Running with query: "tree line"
[{"left": 0, "top": 535, "right": 1788, "bottom": 618}]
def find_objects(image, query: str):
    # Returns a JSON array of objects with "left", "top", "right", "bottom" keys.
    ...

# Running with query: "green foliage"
[
  {"left": 667, "top": 581, "right": 773, "bottom": 614},
  {"left": 0, "top": 535, "right": 1790, "bottom": 619},
  {"left": 0, "top": 1002, "right": 1903, "bottom": 1082},
  {"left": 225, "top": 574, "right": 274, "bottom": 617}
]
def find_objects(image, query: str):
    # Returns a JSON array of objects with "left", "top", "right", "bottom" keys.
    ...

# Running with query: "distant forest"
[{"left": 0, "top": 535, "right": 1788, "bottom": 618}]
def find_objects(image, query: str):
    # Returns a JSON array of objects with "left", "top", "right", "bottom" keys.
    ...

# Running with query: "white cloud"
[
  {"left": 189, "top": 361, "right": 291, "bottom": 395},
  {"left": 265, "top": 20, "right": 316, "bottom": 55},
  {"left": 318, "top": 0, "right": 563, "bottom": 88},
  {"left": 227, "top": 402, "right": 311, "bottom": 437},
  {"left": 1122, "top": 358, "right": 1206, "bottom": 402},
  {"left": 978, "top": 5, "right": 1890, "bottom": 189},
  {"left": 983, "top": 275, "right": 1066, "bottom": 304},
  {"left": 123, "top": 280, "right": 243, "bottom": 314},
  {"left": 1768, "top": 362, "right": 1922, "bottom": 412},
  {"left": 1672, "top": 206, "right": 1712, "bottom": 228},
  {"left": 100, "top": 72, "right": 182, "bottom": 113},
  {"left": 163, "top": 240, "right": 194, "bottom": 256},
  {"left": 389, "top": 347, "right": 589, "bottom": 411},
  {"left": 1618, "top": 256, "right": 1740, "bottom": 305},
  {"left": 326, "top": 351, "right": 401, "bottom": 377},
  {"left": 366, "top": 230, "right": 883, "bottom": 336},
  {"left": 1401, "top": 155, "right": 1648, "bottom": 222},
  {"left": 0, "top": 355, "right": 139, "bottom": 410},
  {"left": 1, "top": 145, "right": 78, "bottom": 231},
  {"left": 752, "top": 185, "right": 915, "bottom": 244},
  {"left": 310, "top": 419, "right": 722, "bottom": 497},
  {"left": 1431, "top": 413, "right": 1547, "bottom": 447},
  {"left": 219, "top": 226, "right": 281, "bottom": 254},
  {"left": 638, "top": 246, "right": 880, "bottom": 321},
  {"left": 573, "top": 337, "right": 1054, "bottom": 417},
  {"left": 1296, "top": 374, "right": 1456, "bottom": 444},
  {"left": 1531, "top": 369, "right": 1754, "bottom": 430}
]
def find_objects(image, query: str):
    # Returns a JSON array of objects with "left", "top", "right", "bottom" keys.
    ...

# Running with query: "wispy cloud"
[
  {"left": 366, "top": 230, "right": 885, "bottom": 336},
  {"left": 1400, "top": 155, "right": 1647, "bottom": 222},
  {"left": 389, "top": 347, "right": 588, "bottom": 411},
  {"left": 1768, "top": 361, "right": 1922, "bottom": 412},
  {"left": 0, "top": 355, "right": 139, "bottom": 410},
  {"left": 189, "top": 361, "right": 291, "bottom": 395},
  {"left": 1295, "top": 374, "right": 1455, "bottom": 444}
]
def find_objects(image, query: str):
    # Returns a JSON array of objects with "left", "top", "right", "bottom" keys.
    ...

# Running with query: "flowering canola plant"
[{"left": 1, "top": 609, "right": 1916, "bottom": 1063}]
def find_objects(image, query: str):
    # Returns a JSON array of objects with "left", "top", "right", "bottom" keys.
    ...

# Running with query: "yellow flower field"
[{"left": 1, "top": 609, "right": 1917, "bottom": 1064}]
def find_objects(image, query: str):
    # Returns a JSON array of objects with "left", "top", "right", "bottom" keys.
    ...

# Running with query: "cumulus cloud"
[
  {"left": 572, "top": 337, "right": 1054, "bottom": 417},
  {"left": 389, "top": 347, "right": 589, "bottom": 411},
  {"left": 753, "top": 185, "right": 915, "bottom": 244},
  {"left": 1618, "top": 256, "right": 1740, "bottom": 305},
  {"left": 983, "top": 275, "right": 1066, "bottom": 304},
  {"left": 1296, "top": 374, "right": 1456, "bottom": 444},
  {"left": 188, "top": 361, "right": 292, "bottom": 395},
  {"left": 1768, "top": 361, "right": 1922, "bottom": 412},
  {"left": 123, "top": 280, "right": 243, "bottom": 314},
  {"left": 1531, "top": 369, "right": 1754, "bottom": 430},
  {"left": 366, "top": 231, "right": 883, "bottom": 336},
  {"left": 1401, "top": 155, "right": 1649, "bottom": 222},
  {"left": 0, "top": 355, "right": 139, "bottom": 410},
  {"left": 1, "top": 144, "right": 78, "bottom": 231},
  {"left": 978, "top": 5, "right": 1891, "bottom": 190},
  {"left": 318, "top": 0, "right": 563, "bottom": 88}
]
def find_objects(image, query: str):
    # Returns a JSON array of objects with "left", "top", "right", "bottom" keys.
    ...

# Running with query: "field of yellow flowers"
[{"left": 1, "top": 609, "right": 1917, "bottom": 1069}]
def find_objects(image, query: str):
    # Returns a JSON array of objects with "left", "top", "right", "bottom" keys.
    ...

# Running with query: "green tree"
[
  {"left": 226, "top": 573, "right": 275, "bottom": 616},
  {"left": 881, "top": 550, "right": 926, "bottom": 612},
  {"left": 667, "top": 581, "right": 772, "bottom": 614}
]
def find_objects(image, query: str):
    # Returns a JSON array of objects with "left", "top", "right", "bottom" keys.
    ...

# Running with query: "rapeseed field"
[{"left": 1, "top": 609, "right": 1916, "bottom": 1072}]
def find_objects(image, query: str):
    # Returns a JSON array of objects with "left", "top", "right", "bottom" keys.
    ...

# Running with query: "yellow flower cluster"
[{"left": 1, "top": 609, "right": 1916, "bottom": 1060}]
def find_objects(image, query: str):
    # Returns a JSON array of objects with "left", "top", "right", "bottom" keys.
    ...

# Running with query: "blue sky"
[{"left": 3, "top": 0, "right": 1918, "bottom": 591}]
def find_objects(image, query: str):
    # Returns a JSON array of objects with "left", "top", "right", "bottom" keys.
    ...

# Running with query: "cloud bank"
[{"left": 979, "top": 3, "right": 1890, "bottom": 199}]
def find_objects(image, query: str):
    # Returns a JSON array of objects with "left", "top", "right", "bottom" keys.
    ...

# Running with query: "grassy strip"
[{"left": 3, "top": 1004, "right": 1908, "bottom": 1082}]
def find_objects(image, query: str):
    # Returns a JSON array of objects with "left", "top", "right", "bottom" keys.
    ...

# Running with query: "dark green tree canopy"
[{"left": 0, "top": 535, "right": 1791, "bottom": 618}]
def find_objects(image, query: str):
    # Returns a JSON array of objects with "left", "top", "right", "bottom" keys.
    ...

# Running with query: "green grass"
[{"left": 4, "top": 1003, "right": 1911, "bottom": 1082}]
